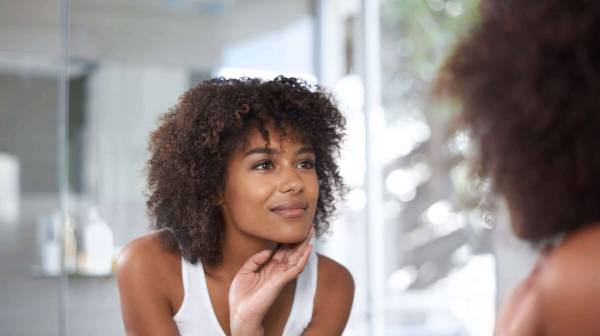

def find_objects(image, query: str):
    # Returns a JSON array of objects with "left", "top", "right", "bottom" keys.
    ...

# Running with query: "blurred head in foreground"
[{"left": 437, "top": 0, "right": 600, "bottom": 242}]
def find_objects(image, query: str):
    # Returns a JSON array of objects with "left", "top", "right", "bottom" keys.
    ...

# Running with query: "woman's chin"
[
  {"left": 238, "top": 220, "right": 312, "bottom": 245},
  {"left": 275, "top": 236, "right": 305, "bottom": 245},
  {"left": 269, "top": 227, "right": 311, "bottom": 245}
]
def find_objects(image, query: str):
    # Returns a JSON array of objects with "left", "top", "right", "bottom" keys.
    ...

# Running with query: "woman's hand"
[{"left": 229, "top": 228, "right": 314, "bottom": 336}]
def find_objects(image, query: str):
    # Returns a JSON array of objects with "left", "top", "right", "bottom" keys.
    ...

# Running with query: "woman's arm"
[
  {"left": 302, "top": 255, "right": 354, "bottom": 335},
  {"left": 116, "top": 234, "right": 181, "bottom": 336}
]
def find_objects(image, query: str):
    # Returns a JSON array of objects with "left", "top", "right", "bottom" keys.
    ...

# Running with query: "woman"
[
  {"left": 438, "top": 0, "right": 600, "bottom": 335},
  {"left": 116, "top": 76, "right": 354, "bottom": 335}
]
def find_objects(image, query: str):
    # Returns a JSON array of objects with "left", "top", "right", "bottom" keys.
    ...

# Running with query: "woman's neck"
[{"left": 206, "top": 223, "right": 278, "bottom": 282}]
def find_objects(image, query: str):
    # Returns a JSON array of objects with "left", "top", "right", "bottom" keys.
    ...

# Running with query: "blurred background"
[{"left": 0, "top": 0, "right": 538, "bottom": 335}]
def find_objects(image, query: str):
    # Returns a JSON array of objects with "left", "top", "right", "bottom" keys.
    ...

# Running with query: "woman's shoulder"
[
  {"left": 535, "top": 224, "right": 600, "bottom": 334},
  {"left": 542, "top": 223, "right": 600, "bottom": 281},
  {"left": 309, "top": 254, "right": 354, "bottom": 332},
  {"left": 315, "top": 253, "right": 354, "bottom": 291},
  {"left": 116, "top": 231, "right": 183, "bottom": 304},
  {"left": 118, "top": 231, "right": 181, "bottom": 271}
]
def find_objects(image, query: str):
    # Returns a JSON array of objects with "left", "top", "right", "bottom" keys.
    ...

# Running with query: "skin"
[
  {"left": 495, "top": 219, "right": 600, "bottom": 336},
  {"left": 117, "top": 127, "right": 354, "bottom": 336}
]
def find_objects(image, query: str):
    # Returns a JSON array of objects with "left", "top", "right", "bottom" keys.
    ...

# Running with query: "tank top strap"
[
  {"left": 282, "top": 247, "right": 318, "bottom": 335},
  {"left": 174, "top": 257, "right": 225, "bottom": 335}
]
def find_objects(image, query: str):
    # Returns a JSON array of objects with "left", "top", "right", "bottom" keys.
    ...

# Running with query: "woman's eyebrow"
[
  {"left": 243, "top": 146, "right": 314, "bottom": 157},
  {"left": 243, "top": 147, "right": 275, "bottom": 157},
  {"left": 296, "top": 146, "right": 315, "bottom": 155}
]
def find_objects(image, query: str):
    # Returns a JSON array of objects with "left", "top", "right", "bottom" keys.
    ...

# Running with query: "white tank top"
[{"left": 173, "top": 249, "right": 318, "bottom": 336}]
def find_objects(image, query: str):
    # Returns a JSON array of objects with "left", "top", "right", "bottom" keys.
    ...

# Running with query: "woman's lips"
[
  {"left": 270, "top": 202, "right": 308, "bottom": 218},
  {"left": 271, "top": 208, "right": 306, "bottom": 218}
]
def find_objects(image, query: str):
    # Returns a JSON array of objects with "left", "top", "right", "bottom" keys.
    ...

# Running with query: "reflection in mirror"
[
  {"left": 1, "top": 0, "right": 329, "bottom": 334},
  {"left": 65, "top": 0, "right": 321, "bottom": 334},
  {"left": 1, "top": 0, "right": 513, "bottom": 335}
]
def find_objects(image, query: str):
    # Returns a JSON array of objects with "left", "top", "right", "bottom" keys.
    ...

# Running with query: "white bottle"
[
  {"left": 37, "top": 213, "right": 61, "bottom": 276},
  {"left": 82, "top": 207, "right": 114, "bottom": 276},
  {"left": 0, "top": 153, "right": 19, "bottom": 224}
]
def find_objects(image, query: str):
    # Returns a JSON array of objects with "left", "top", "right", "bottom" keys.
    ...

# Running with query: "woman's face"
[{"left": 220, "top": 126, "right": 319, "bottom": 244}]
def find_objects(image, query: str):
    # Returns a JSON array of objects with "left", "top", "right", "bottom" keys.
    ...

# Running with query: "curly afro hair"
[
  {"left": 146, "top": 76, "right": 346, "bottom": 265},
  {"left": 438, "top": 0, "right": 600, "bottom": 242}
]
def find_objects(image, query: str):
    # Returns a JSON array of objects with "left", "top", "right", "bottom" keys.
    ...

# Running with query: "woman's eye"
[
  {"left": 253, "top": 160, "right": 273, "bottom": 170},
  {"left": 297, "top": 160, "right": 315, "bottom": 169}
]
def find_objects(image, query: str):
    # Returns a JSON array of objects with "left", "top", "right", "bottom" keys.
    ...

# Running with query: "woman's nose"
[{"left": 279, "top": 167, "right": 304, "bottom": 193}]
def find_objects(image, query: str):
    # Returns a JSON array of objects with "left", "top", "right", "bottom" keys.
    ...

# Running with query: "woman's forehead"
[{"left": 242, "top": 126, "right": 311, "bottom": 151}]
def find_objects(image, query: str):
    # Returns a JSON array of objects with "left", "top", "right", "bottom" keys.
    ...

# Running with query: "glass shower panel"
[
  {"left": 0, "top": 0, "right": 67, "bottom": 334},
  {"left": 0, "top": 52, "right": 64, "bottom": 336}
]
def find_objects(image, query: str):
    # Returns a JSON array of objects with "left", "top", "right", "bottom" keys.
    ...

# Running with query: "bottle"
[
  {"left": 38, "top": 212, "right": 78, "bottom": 276},
  {"left": 81, "top": 207, "right": 114, "bottom": 276},
  {"left": 63, "top": 213, "right": 78, "bottom": 274},
  {"left": 0, "top": 153, "right": 19, "bottom": 224},
  {"left": 37, "top": 213, "right": 61, "bottom": 276}
]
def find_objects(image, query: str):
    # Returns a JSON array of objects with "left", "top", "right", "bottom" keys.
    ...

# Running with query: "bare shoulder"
[
  {"left": 116, "top": 231, "right": 183, "bottom": 311},
  {"left": 303, "top": 254, "right": 354, "bottom": 335},
  {"left": 316, "top": 254, "right": 355, "bottom": 294},
  {"left": 537, "top": 225, "right": 600, "bottom": 335},
  {"left": 541, "top": 224, "right": 600, "bottom": 289},
  {"left": 117, "top": 231, "right": 180, "bottom": 276}
]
